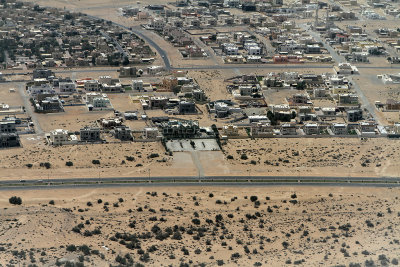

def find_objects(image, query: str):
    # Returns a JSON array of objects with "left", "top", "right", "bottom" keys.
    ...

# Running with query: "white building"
[
  {"left": 99, "top": 76, "right": 112, "bottom": 84},
  {"left": 281, "top": 123, "right": 297, "bottom": 135},
  {"left": 359, "top": 121, "right": 376, "bottom": 134},
  {"left": 147, "top": 66, "right": 164, "bottom": 75},
  {"left": 143, "top": 127, "right": 161, "bottom": 139},
  {"left": 59, "top": 82, "right": 76, "bottom": 93},
  {"left": 149, "top": 18, "right": 165, "bottom": 31},
  {"left": 303, "top": 123, "right": 319, "bottom": 135},
  {"left": 84, "top": 80, "right": 100, "bottom": 91},
  {"left": 248, "top": 46, "right": 261, "bottom": 55},
  {"left": 48, "top": 129, "right": 78, "bottom": 146},
  {"left": 335, "top": 63, "right": 359, "bottom": 75},
  {"left": 380, "top": 73, "right": 400, "bottom": 84},
  {"left": 132, "top": 80, "right": 144, "bottom": 91},
  {"left": 223, "top": 43, "right": 239, "bottom": 55},
  {"left": 331, "top": 123, "right": 347, "bottom": 135},
  {"left": 85, "top": 92, "right": 110, "bottom": 108},
  {"left": 393, "top": 123, "right": 400, "bottom": 134},
  {"left": 27, "top": 84, "right": 55, "bottom": 95}
]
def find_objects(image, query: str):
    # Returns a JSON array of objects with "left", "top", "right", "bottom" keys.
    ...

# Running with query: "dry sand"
[
  {"left": 221, "top": 138, "right": 400, "bottom": 178},
  {"left": 0, "top": 185, "right": 398, "bottom": 266},
  {"left": 1, "top": 136, "right": 400, "bottom": 180}
]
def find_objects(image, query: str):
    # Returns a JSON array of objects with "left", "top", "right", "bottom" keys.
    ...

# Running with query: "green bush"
[
  {"left": 9, "top": 196, "right": 22, "bottom": 205},
  {"left": 148, "top": 153, "right": 159, "bottom": 158},
  {"left": 66, "top": 245, "right": 76, "bottom": 252}
]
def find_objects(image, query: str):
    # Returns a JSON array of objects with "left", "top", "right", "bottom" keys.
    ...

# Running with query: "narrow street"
[{"left": 17, "top": 82, "right": 44, "bottom": 135}]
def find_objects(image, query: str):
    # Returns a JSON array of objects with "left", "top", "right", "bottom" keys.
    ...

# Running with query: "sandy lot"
[
  {"left": 0, "top": 185, "right": 398, "bottom": 266},
  {"left": 221, "top": 138, "right": 400, "bottom": 178},
  {"left": 0, "top": 138, "right": 182, "bottom": 180},
  {"left": 1, "top": 136, "right": 400, "bottom": 180}
]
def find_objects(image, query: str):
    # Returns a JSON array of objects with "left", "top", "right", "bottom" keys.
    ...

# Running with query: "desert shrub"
[
  {"left": 365, "top": 260, "right": 375, "bottom": 267},
  {"left": 125, "top": 156, "right": 135, "bottom": 161},
  {"left": 240, "top": 154, "right": 248, "bottom": 160},
  {"left": 361, "top": 250, "right": 370, "bottom": 256},
  {"left": 231, "top": 252, "right": 241, "bottom": 259},
  {"left": 40, "top": 162, "right": 51, "bottom": 169},
  {"left": 227, "top": 155, "right": 233, "bottom": 159},
  {"left": 79, "top": 245, "right": 91, "bottom": 256},
  {"left": 83, "top": 230, "right": 92, "bottom": 237},
  {"left": 282, "top": 241, "right": 289, "bottom": 249},
  {"left": 147, "top": 245, "right": 157, "bottom": 253},
  {"left": 9, "top": 196, "right": 22, "bottom": 205},
  {"left": 66, "top": 245, "right": 76, "bottom": 252},
  {"left": 92, "top": 160, "right": 100, "bottom": 165},
  {"left": 172, "top": 231, "right": 182, "bottom": 240},
  {"left": 26, "top": 164, "right": 33, "bottom": 168},
  {"left": 181, "top": 247, "right": 189, "bottom": 255},
  {"left": 65, "top": 161, "right": 73, "bottom": 167},
  {"left": 291, "top": 193, "right": 297, "bottom": 199},
  {"left": 250, "top": 160, "right": 257, "bottom": 165},
  {"left": 209, "top": 193, "right": 214, "bottom": 198},
  {"left": 192, "top": 218, "right": 201, "bottom": 225},
  {"left": 97, "top": 199, "right": 102, "bottom": 204},
  {"left": 365, "top": 220, "right": 374, "bottom": 228},
  {"left": 148, "top": 153, "right": 159, "bottom": 158},
  {"left": 49, "top": 200, "right": 55, "bottom": 205},
  {"left": 250, "top": 196, "right": 258, "bottom": 202}
]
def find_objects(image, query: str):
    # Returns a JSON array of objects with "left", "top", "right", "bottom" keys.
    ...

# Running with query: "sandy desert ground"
[
  {"left": 0, "top": 185, "right": 399, "bottom": 266},
  {"left": 1, "top": 136, "right": 400, "bottom": 180}
]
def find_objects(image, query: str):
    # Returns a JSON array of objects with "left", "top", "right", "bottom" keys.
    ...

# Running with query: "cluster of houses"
[
  {"left": 41, "top": 64, "right": 399, "bottom": 147},
  {"left": 0, "top": 116, "right": 31, "bottom": 148},
  {"left": 47, "top": 117, "right": 216, "bottom": 145},
  {"left": 27, "top": 69, "right": 131, "bottom": 113},
  {"left": 145, "top": 1, "right": 336, "bottom": 64},
  {"left": 221, "top": 120, "right": 379, "bottom": 138},
  {"left": 208, "top": 72, "right": 389, "bottom": 137},
  {"left": 131, "top": 71, "right": 207, "bottom": 115},
  {"left": 47, "top": 118, "right": 136, "bottom": 146},
  {"left": 0, "top": 1, "right": 154, "bottom": 70},
  {"left": 142, "top": 0, "right": 398, "bottom": 65}
]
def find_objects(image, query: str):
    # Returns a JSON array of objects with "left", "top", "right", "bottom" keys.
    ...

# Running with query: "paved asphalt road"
[
  {"left": 1, "top": 181, "right": 398, "bottom": 191},
  {"left": 6, "top": 64, "right": 400, "bottom": 78},
  {"left": 1, "top": 175, "right": 399, "bottom": 191}
]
